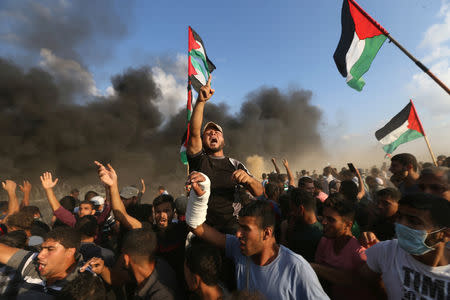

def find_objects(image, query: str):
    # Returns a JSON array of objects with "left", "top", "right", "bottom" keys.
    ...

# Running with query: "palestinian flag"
[
  {"left": 375, "top": 100, "right": 425, "bottom": 154},
  {"left": 180, "top": 27, "right": 215, "bottom": 164},
  {"left": 189, "top": 26, "right": 216, "bottom": 93},
  {"left": 334, "top": 0, "right": 388, "bottom": 91}
]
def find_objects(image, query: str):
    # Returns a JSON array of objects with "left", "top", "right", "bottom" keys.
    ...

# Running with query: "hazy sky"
[{"left": 0, "top": 0, "right": 448, "bottom": 168}]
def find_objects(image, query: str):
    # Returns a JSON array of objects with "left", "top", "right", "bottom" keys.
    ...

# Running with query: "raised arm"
[
  {"left": 271, "top": 158, "right": 281, "bottom": 174},
  {"left": 19, "top": 180, "right": 32, "bottom": 208},
  {"left": 40, "top": 172, "right": 61, "bottom": 212},
  {"left": 282, "top": 159, "right": 295, "bottom": 187},
  {"left": 187, "top": 172, "right": 226, "bottom": 249},
  {"left": 354, "top": 167, "right": 365, "bottom": 200},
  {"left": 94, "top": 161, "right": 142, "bottom": 230},
  {"left": 187, "top": 76, "right": 215, "bottom": 155},
  {"left": 2, "top": 180, "right": 19, "bottom": 217}
]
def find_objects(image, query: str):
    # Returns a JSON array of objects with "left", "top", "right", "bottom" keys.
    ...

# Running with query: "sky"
[{"left": 0, "top": 0, "right": 449, "bottom": 169}]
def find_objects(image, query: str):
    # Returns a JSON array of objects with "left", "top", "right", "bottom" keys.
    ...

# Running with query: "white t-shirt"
[{"left": 366, "top": 239, "right": 450, "bottom": 300}]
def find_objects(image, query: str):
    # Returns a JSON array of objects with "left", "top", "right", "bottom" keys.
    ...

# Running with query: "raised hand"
[
  {"left": 282, "top": 159, "right": 289, "bottom": 168},
  {"left": 94, "top": 161, "right": 117, "bottom": 187},
  {"left": 2, "top": 180, "right": 17, "bottom": 194},
  {"left": 19, "top": 180, "right": 32, "bottom": 194},
  {"left": 140, "top": 178, "right": 146, "bottom": 194},
  {"left": 187, "top": 171, "right": 206, "bottom": 196},
  {"left": 40, "top": 172, "right": 59, "bottom": 190},
  {"left": 197, "top": 75, "right": 215, "bottom": 103}
]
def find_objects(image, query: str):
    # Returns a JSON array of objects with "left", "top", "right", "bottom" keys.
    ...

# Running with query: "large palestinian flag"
[
  {"left": 180, "top": 27, "right": 215, "bottom": 164},
  {"left": 334, "top": 0, "right": 388, "bottom": 91},
  {"left": 375, "top": 100, "right": 425, "bottom": 154}
]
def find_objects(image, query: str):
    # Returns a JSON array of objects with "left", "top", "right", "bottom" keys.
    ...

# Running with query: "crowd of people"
[{"left": 0, "top": 78, "right": 449, "bottom": 299}]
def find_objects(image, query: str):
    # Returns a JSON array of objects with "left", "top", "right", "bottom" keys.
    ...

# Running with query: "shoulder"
[
  {"left": 365, "top": 239, "right": 399, "bottom": 273},
  {"left": 279, "top": 245, "right": 311, "bottom": 267}
]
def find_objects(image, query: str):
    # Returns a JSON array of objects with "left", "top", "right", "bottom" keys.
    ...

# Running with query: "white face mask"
[{"left": 395, "top": 223, "right": 446, "bottom": 255}]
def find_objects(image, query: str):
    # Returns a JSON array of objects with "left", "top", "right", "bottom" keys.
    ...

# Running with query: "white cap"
[{"left": 90, "top": 196, "right": 105, "bottom": 206}]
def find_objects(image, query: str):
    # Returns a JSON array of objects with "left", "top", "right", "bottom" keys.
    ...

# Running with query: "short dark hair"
[
  {"left": 339, "top": 180, "right": 358, "bottom": 203},
  {"left": 185, "top": 238, "right": 222, "bottom": 286},
  {"left": 153, "top": 194, "right": 174, "bottom": 210},
  {"left": 60, "top": 196, "right": 76, "bottom": 212},
  {"left": 376, "top": 188, "right": 401, "bottom": 203},
  {"left": 262, "top": 173, "right": 267, "bottom": 179},
  {"left": 58, "top": 272, "right": 106, "bottom": 300},
  {"left": 239, "top": 200, "right": 275, "bottom": 230},
  {"left": 20, "top": 205, "right": 41, "bottom": 216},
  {"left": 122, "top": 228, "right": 157, "bottom": 262},
  {"left": 323, "top": 193, "right": 356, "bottom": 222},
  {"left": 0, "top": 230, "right": 27, "bottom": 248},
  {"left": 391, "top": 153, "right": 418, "bottom": 172},
  {"left": 84, "top": 191, "right": 98, "bottom": 202},
  {"left": 313, "top": 180, "right": 322, "bottom": 190},
  {"left": 174, "top": 196, "right": 188, "bottom": 216},
  {"left": 79, "top": 200, "right": 94, "bottom": 209},
  {"left": 264, "top": 182, "right": 281, "bottom": 202},
  {"left": 298, "top": 176, "right": 313, "bottom": 188},
  {"left": 75, "top": 215, "right": 98, "bottom": 237},
  {"left": 399, "top": 193, "right": 450, "bottom": 228},
  {"left": 6, "top": 211, "right": 34, "bottom": 231},
  {"left": 45, "top": 227, "right": 81, "bottom": 254},
  {"left": 31, "top": 220, "right": 50, "bottom": 237},
  {"left": 158, "top": 185, "right": 165, "bottom": 190},
  {"left": 290, "top": 188, "right": 316, "bottom": 211},
  {"left": 70, "top": 188, "right": 79, "bottom": 194}
]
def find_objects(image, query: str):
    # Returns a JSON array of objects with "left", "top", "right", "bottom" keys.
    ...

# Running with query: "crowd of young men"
[{"left": 0, "top": 78, "right": 449, "bottom": 299}]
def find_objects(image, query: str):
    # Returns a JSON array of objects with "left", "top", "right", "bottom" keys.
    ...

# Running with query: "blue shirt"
[{"left": 225, "top": 235, "right": 329, "bottom": 300}]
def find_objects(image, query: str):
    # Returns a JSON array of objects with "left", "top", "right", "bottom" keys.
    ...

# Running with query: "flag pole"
[
  {"left": 349, "top": 0, "right": 450, "bottom": 95},
  {"left": 409, "top": 100, "right": 438, "bottom": 166}
]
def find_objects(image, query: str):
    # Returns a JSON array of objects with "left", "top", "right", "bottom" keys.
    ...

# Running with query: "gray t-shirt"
[{"left": 225, "top": 235, "right": 329, "bottom": 300}]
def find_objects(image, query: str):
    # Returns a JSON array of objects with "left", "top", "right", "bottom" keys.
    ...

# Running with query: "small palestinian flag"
[
  {"left": 189, "top": 26, "right": 216, "bottom": 93},
  {"left": 375, "top": 100, "right": 425, "bottom": 154},
  {"left": 334, "top": 0, "right": 388, "bottom": 91}
]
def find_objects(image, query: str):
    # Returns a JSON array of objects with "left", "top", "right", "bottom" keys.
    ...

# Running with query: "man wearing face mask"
[{"left": 360, "top": 193, "right": 450, "bottom": 300}]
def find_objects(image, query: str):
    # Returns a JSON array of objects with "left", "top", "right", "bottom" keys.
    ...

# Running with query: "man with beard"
[
  {"left": 0, "top": 226, "right": 84, "bottom": 299},
  {"left": 187, "top": 76, "right": 263, "bottom": 234}
]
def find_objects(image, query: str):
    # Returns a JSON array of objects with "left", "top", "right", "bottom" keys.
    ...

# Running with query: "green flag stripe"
[
  {"left": 382, "top": 129, "right": 423, "bottom": 154},
  {"left": 190, "top": 58, "right": 209, "bottom": 84},
  {"left": 189, "top": 49, "right": 210, "bottom": 72},
  {"left": 347, "top": 34, "right": 387, "bottom": 91}
]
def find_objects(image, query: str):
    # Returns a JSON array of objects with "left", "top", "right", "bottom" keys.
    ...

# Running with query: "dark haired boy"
[
  {"left": 0, "top": 227, "right": 84, "bottom": 299},
  {"left": 312, "top": 193, "right": 373, "bottom": 300}
]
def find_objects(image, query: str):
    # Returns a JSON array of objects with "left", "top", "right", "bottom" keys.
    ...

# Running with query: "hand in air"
[
  {"left": 187, "top": 171, "right": 206, "bottom": 196},
  {"left": 2, "top": 180, "right": 17, "bottom": 193},
  {"left": 94, "top": 161, "right": 117, "bottom": 187},
  {"left": 197, "top": 75, "right": 215, "bottom": 103},
  {"left": 40, "top": 173, "right": 58, "bottom": 190},
  {"left": 19, "top": 180, "right": 32, "bottom": 193}
]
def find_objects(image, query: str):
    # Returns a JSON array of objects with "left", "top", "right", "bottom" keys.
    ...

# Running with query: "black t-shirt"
[{"left": 188, "top": 151, "right": 247, "bottom": 234}]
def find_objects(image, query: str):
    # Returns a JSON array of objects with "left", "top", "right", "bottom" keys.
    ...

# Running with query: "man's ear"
[
  {"left": 65, "top": 247, "right": 76, "bottom": 258},
  {"left": 90, "top": 209, "right": 96, "bottom": 215},
  {"left": 123, "top": 254, "right": 130, "bottom": 268},
  {"left": 262, "top": 227, "right": 273, "bottom": 241}
]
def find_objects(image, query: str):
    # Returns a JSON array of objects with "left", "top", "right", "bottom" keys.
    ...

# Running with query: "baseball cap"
[
  {"left": 90, "top": 196, "right": 105, "bottom": 206},
  {"left": 202, "top": 122, "right": 223, "bottom": 135},
  {"left": 120, "top": 186, "right": 139, "bottom": 199}
]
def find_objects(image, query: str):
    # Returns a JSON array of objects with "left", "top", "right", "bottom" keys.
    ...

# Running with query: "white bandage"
[{"left": 186, "top": 172, "right": 211, "bottom": 229}]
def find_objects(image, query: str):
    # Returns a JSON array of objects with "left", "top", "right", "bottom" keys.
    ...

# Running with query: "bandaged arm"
[{"left": 186, "top": 172, "right": 226, "bottom": 249}]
